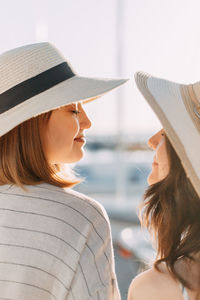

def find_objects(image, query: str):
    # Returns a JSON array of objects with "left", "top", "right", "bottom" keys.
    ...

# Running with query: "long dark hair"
[{"left": 141, "top": 135, "right": 200, "bottom": 296}]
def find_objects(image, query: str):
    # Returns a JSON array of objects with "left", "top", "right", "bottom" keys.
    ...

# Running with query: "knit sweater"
[{"left": 0, "top": 183, "right": 120, "bottom": 300}]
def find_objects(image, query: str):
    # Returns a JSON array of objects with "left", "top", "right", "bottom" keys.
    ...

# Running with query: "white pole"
[
  {"left": 35, "top": 19, "right": 49, "bottom": 42},
  {"left": 115, "top": 0, "right": 126, "bottom": 204}
]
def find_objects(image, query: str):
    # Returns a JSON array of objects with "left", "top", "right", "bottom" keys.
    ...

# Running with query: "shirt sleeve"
[{"left": 66, "top": 201, "right": 121, "bottom": 300}]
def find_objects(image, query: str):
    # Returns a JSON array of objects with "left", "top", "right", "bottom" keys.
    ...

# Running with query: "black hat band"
[{"left": 0, "top": 62, "right": 75, "bottom": 114}]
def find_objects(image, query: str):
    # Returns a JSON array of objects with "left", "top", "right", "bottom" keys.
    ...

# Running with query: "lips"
[
  {"left": 74, "top": 136, "right": 86, "bottom": 143},
  {"left": 152, "top": 156, "right": 158, "bottom": 165}
]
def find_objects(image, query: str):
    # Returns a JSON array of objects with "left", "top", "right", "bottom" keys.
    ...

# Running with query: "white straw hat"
[
  {"left": 0, "top": 42, "right": 128, "bottom": 136},
  {"left": 135, "top": 71, "right": 200, "bottom": 197}
]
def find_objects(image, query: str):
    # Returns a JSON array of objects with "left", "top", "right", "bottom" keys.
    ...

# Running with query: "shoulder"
[
  {"left": 64, "top": 187, "right": 109, "bottom": 219},
  {"left": 47, "top": 184, "right": 110, "bottom": 220},
  {"left": 128, "top": 265, "right": 182, "bottom": 300},
  {"left": 128, "top": 268, "right": 161, "bottom": 300},
  {"left": 7, "top": 183, "right": 111, "bottom": 227}
]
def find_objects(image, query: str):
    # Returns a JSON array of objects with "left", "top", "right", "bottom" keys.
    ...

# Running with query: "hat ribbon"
[{"left": 0, "top": 62, "right": 75, "bottom": 114}]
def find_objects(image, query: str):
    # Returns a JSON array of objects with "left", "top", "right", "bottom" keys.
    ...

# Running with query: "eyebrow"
[{"left": 64, "top": 103, "right": 77, "bottom": 110}]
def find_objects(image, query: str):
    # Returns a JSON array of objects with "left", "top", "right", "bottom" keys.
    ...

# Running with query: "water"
[
  {"left": 73, "top": 149, "right": 154, "bottom": 299},
  {"left": 73, "top": 149, "right": 153, "bottom": 221}
]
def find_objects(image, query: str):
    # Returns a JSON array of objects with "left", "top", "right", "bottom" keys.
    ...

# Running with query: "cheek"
[
  {"left": 159, "top": 162, "right": 169, "bottom": 179},
  {"left": 52, "top": 126, "right": 77, "bottom": 150},
  {"left": 52, "top": 116, "right": 79, "bottom": 142},
  {"left": 157, "top": 148, "right": 170, "bottom": 178},
  {"left": 65, "top": 116, "right": 80, "bottom": 138},
  {"left": 45, "top": 119, "right": 77, "bottom": 155}
]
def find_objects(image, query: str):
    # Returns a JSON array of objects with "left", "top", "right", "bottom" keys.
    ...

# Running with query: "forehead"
[
  {"left": 160, "top": 128, "right": 165, "bottom": 134},
  {"left": 58, "top": 103, "right": 77, "bottom": 111},
  {"left": 149, "top": 129, "right": 166, "bottom": 143},
  {"left": 64, "top": 101, "right": 83, "bottom": 108},
  {"left": 153, "top": 128, "right": 164, "bottom": 137}
]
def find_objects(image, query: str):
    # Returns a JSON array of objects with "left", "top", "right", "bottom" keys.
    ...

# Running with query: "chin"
[
  {"left": 75, "top": 149, "right": 84, "bottom": 162},
  {"left": 67, "top": 150, "right": 84, "bottom": 163},
  {"left": 147, "top": 174, "right": 158, "bottom": 185}
]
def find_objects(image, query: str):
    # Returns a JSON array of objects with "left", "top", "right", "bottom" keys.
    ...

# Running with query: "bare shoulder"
[
  {"left": 128, "top": 268, "right": 163, "bottom": 300},
  {"left": 128, "top": 265, "right": 183, "bottom": 300}
]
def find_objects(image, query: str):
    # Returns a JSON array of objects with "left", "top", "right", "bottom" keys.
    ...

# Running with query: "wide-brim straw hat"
[
  {"left": 0, "top": 42, "right": 128, "bottom": 136},
  {"left": 135, "top": 71, "right": 200, "bottom": 198}
]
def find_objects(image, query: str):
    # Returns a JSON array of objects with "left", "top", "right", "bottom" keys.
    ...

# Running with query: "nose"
[
  {"left": 148, "top": 129, "right": 163, "bottom": 150},
  {"left": 82, "top": 112, "right": 92, "bottom": 129},
  {"left": 148, "top": 134, "right": 158, "bottom": 150},
  {"left": 79, "top": 104, "right": 92, "bottom": 129}
]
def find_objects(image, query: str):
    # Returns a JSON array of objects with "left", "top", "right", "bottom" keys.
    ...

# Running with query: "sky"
[{"left": 1, "top": 0, "right": 200, "bottom": 136}]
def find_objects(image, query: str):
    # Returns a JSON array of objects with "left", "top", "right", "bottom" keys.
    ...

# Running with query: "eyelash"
[{"left": 72, "top": 110, "right": 81, "bottom": 115}]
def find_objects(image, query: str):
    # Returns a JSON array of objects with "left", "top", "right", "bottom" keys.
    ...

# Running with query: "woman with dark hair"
[
  {"left": 0, "top": 42, "right": 127, "bottom": 300},
  {"left": 128, "top": 72, "right": 200, "bottom": 300}
]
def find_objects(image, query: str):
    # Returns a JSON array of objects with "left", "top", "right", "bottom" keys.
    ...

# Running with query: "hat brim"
[
  {"left": 1, "top": 75, "right": 128, "bottom": 136},
  {"left": 135, "top": 71, "right": 200, "bottom": 197}
]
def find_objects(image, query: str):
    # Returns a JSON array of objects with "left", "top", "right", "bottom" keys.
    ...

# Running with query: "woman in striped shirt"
[{"left": 0, "top": 42, "right": 127, "bottom": 300}]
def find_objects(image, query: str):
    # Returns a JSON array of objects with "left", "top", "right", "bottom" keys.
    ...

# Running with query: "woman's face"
[
  {"left": 147, "top": 129, "right": 170, "bottom": 185},
  {"left": 42, "top": 102, "right": 91, "bottom": 164}
]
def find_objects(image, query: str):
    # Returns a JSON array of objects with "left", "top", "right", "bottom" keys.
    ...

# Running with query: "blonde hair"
[{"left": 0, "top": 111, "right": 80, "bottom": 189}]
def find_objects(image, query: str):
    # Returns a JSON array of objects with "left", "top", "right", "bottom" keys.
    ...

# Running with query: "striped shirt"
[{"left": 0, "top": 183, "right": 120, "bottom": 300}]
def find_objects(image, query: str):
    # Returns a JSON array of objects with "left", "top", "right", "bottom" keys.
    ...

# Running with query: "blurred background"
[{"left": 1, "top": 0, "right": 200, "bottom": 298}]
